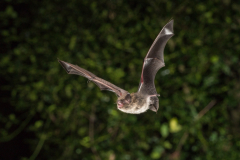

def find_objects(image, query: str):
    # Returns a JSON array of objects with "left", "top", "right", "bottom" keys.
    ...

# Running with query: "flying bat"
[{"left": 58, "top": 20, "right": 174, "bottom": 114}]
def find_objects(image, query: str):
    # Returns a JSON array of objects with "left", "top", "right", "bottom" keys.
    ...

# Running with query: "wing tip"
[
  {"left": 163, "top": 19, "right": 174, "bottom": 35},
  {"left": 58, "top": 59, "right": 71, "bottom": 74}
]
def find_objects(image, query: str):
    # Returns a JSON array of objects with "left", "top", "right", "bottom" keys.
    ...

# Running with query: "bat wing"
[
  {"left": 137, "top": 20, "right": 174, "bottom": 96},
  {"left": 58, "top": 60, "right": 129, "bottom": 97}
]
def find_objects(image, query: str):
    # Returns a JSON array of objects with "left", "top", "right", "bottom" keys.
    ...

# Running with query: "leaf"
[{"left": 169, "top": 118, "right": 182, "bottom": 133}]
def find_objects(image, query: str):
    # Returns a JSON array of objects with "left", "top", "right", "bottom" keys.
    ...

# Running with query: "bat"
[{"left": 58, "top": 20, "right": 174, "bottom": 114}]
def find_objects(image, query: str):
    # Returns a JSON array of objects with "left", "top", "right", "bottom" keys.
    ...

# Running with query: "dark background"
[{"left": 1, "top": 0, "right": 240, "bottom": 159}]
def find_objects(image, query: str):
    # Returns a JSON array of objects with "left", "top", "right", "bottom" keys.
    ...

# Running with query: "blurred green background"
[{"left": 1, "top": 0, "right": 240, "bottom": 160}]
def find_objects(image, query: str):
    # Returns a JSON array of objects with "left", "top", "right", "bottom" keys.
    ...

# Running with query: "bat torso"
[{"left": 117, "top": 93, "right": 153, "bottom": 114}]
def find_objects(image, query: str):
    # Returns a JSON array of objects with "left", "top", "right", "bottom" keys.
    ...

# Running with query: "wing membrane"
[
  {"left": 138, "top": 20, "right": 174, "bottom": 95},
  {"left": 58, "top": 60, "right": 129, "bottom": 97}
]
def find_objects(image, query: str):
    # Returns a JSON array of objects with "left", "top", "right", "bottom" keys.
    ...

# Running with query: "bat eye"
[{"left": 125, "top": 100, "right": 130, "bottom": 104}]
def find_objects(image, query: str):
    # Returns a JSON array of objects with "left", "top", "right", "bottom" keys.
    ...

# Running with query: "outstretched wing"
[
  {"left": 58, "top": 60, "right": 129, "bottom": 97},
  {"left": 138, "top": 20, "right": 174, "bottom": 96}
]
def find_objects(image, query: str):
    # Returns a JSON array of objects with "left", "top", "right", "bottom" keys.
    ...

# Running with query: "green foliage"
[{"left": 1, "top": 0, "right": 240, "bottom": 159}]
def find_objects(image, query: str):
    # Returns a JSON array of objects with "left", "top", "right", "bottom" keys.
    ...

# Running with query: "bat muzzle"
[{"left": 117, "top": 101, "right": 123, "bottom": 108}]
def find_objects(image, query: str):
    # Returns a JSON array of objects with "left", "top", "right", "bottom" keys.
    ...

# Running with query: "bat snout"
[{"left": 117, "top": 101, "right": 123, "bottom": 108}]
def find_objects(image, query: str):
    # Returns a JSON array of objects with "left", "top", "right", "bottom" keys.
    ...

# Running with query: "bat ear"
[
  {"left": 149, "top": 105, "right": 158, "bottom": 112},
  {"left": 149, "top": 97, "right": 159, "bottom": 112}
]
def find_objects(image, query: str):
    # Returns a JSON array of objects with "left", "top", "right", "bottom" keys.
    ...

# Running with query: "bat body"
[{"left": 58, "top": 20, "right": 174, "bottom": 114}]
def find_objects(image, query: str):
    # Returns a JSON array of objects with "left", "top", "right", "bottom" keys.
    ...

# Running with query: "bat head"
[{"left": 117, "top": 93, "right": 131, "bottom": 109}]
